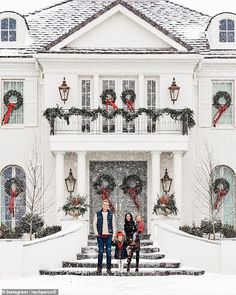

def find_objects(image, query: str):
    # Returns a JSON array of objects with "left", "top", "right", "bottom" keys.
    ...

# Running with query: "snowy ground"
[{"left": 0, "top": 273, "right": 236, "bottom": 295}]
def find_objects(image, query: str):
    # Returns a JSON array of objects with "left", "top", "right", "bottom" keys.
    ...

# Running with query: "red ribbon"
[
  {"left": 214, "top": 189, "right": 227, "bottom": 209},
  {"left": 105, "top": 99, "right": 118, "bottom": 111},
  {"left": 212, "top": 104, "right": 228, "bottom": 127},
  {"left": 127, "top": 188, "right": 140, "bottom": 210},
  {"left": 125, "top": 99, "right": 134, "bottom": 112},
  {"left": 2, "top": 103, "right": 16, "bottom": 125},
  {"left": 8, "top": 189, "right": 17, "bottom": 217},
  {"left": 101, "top": 187, "right": 115, "bottom": 212}
]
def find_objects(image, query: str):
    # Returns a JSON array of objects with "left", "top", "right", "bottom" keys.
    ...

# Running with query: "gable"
[
  {"left": 49, "top": 3, "right": 189, "bottom": 52},
  {"left": 67, "top": 12, "right": 170, "bottom": 49}
]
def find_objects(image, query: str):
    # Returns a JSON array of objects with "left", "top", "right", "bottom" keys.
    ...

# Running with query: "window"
[
  {"left": 211, "top": 165, "right": 236, "bottom": 226},
  {"left": 146, "top": 80, "right": 157, "bottom": 133},
  {"left": 219, "top": 19, "right": 235, "bottom": 42},
  {"left": 0, "top": 165, "right": 26, "bottom": 228},
  {"left": 81, "top": 79, "right": 91, "bottom": 132},
  {"left": 102, "top": 79, "right": 116, "bottom": 133},
  {"left": 1, "top": 18, "right": 16, "bottom": 42},
  {"left": 122, "top": 80, "right": 135, "bottom": 133},
  {"left": 212, "top": 81, "right": 233, "bottom": 126},
  {"left": 2, "top": 80, "right": 24, "bottom": 125}
]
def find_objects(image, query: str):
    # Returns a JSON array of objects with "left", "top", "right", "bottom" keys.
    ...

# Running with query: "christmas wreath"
[
  {"left": 2, "top": 90, "right": 23, "bottom": 125},
  {"left": 212, "top": 91, "right": 231, "bottom": 126},
  {"left": 100, "top": 89, "right": 118, "bottom": 111},
  {"left": 121, "top": 89, "right": 136, "bottom": 112},
  {"left": 153, "top": 193, "right": 178, "bottom": 216},
  {"left": 93, "top": 174, "right": 116, "bottom": 211},
  {"left": 121, "top": 175, "right": 143, "bottom": 210},
  {"left": 212, "top": 178, "right": 230, "bottom": 209},
  {"left": 5, "top": 177, "right": 25, "bottom": 217}
]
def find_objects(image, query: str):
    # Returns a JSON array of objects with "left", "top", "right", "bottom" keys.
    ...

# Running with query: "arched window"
[
  {"left": 0, "top": 165, "right": 26, "bottom": 228},
  {"left": 1, "top": 18, "right": 16, "bottom": 42},
  {"left": 219, "top": 19, "right": 235, "bottom": 42},
  {"left": 212, "top": 165, "right": 236, "bottom": 226}
]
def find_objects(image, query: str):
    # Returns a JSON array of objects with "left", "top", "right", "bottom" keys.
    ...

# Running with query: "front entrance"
[{"left": 89, "top": 161, "right": 147, "bottom": 232}]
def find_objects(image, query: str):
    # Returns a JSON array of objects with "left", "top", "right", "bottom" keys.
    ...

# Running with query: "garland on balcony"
[{"left": 43, "top": 106, "right": 195, "bottom": 135}]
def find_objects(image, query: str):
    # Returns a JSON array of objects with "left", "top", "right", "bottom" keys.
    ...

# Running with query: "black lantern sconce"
[
  {"left": 168, "top": 77, "right": 180, "bottom": 104},
  {"left": 59, "top": 77, "right": 70, "bottom": 104},
  {"left": 161, "top": 169, "right": 172, "bottom": 194},
  {"left": 65, "top": 169, "right": 76, "bottom": 196}
]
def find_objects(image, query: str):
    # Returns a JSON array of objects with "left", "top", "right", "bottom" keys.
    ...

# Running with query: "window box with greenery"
[{"left": 62, "top": 195, "right": 89, "bottom": 217}]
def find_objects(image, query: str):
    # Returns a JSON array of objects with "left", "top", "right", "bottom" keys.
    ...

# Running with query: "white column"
[
  {"left": 173, "top": 151, "right": 183, "bottom": 221},
  {"left": 77, "top": 152, "right": 87, "bottom": 196},
  {"left": 55, "top": 152, "right": 65, "bottom": 224}
]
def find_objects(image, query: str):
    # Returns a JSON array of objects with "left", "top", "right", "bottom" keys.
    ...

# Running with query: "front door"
[{"left": 89, "top": 161, "right": 147, "bottom": 232}]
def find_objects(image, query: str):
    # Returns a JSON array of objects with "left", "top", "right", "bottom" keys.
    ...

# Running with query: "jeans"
[{"left": 97, "top": 235, "right": 112, "bottom": 270}]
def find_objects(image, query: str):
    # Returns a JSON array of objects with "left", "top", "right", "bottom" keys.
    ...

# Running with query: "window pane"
[
  {"left": 228, "top": 32, "right": 235, "bottom": 42},
  {"left": 219, "top": 19, "right": 226, "bottom": 30},
  {"left": 219, "top": 32, "right": 227, "bottom": 42},
  {"left": 227, "top": 19, "right": 235, "bottom": 30},
  {"left": 1, "top": 18, "right": 8, "bottom": 29},
  {"left": 9, "top": 18, "right": 16, "bottom": 30},
  {"left": 1, "top": 31, "right": 8, "bottom": 41},
  {"left": 9, "top": 30, "right": 16, "bottom": 42}
]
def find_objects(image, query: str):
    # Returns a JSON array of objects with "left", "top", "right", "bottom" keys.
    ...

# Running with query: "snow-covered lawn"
[{"left": 0, "top": 273, "right": 235, "bottom": 295}]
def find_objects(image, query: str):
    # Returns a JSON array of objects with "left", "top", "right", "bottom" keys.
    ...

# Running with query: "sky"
[{"left": 0, "top": 0, "right": 236, "bottom": 16}]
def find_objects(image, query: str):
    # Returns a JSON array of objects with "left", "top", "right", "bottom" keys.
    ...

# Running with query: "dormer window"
[
  {"left": 1, "top": 18, "right": 16, "bottom": 42},
  {"left": 219, "top": 19, "right": 235, "bottom": 42}
]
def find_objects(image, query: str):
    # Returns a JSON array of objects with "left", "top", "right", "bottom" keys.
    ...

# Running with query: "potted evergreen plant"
[{"left": 62, "top": 195, "right": 89, "bottom": 217}]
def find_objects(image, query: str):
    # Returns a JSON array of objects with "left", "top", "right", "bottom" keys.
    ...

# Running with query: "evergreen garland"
[{"left": 43, "top": 106, "right": 195, "bottom": 135}]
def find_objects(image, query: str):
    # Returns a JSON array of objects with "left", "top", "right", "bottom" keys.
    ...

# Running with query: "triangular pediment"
[{"left": 49, "top": 3, "right": 189, "bottom": 52}]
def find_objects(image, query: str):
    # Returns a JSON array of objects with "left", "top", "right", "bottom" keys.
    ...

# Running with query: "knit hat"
[{"left": 116, "top": 230, "right": 124, "bottom": 237}]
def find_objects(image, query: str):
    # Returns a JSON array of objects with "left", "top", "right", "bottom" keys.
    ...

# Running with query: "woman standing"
[{"left": 124, "top": 212, "right": 140, "bottom": 273}]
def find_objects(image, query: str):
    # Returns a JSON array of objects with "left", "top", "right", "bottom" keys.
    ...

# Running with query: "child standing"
[{"left": 114, "top": 230, "right": 128, "bottom": 273}]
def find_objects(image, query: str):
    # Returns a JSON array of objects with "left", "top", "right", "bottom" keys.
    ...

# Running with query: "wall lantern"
[
  {"left": 168, "top": 77, "right": 180, "bottom": 104},
  {"left": 59, "top": 77, "right": 70, "bottom": 104},
  {"left": 65, "top": 169, "right": 76, "bottom": 196},
  {"left": 161, "top": 169, "right": 172, "bottom": 194}
]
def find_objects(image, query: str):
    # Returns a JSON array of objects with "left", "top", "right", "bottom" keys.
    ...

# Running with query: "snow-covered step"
[
  {"left": 77, "top": 252, "right": 165, "bottom": 260},
  {"left": 88, "top": 233, "right": 151, "bottom": 240},
  {"left": 81, "top": 245, "right": 160, "bottom": 254},
  {"left": 40, "top": 267, "right": 204, "bottom": 276},
  {"left": 62, "top": 258, "right": 181, "bottom": 269},
  {"left": 88, "top": 239, "right": 153, "bottom": 246}
]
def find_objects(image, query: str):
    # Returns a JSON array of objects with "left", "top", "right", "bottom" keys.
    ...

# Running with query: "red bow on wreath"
[
  {"left": 105, "top": 98, "right": 118, "bottom": 111},
  {"left": 8, "top": 189, "right": 17, "bottom": 217},
  {"left": 125, "top": 99, "right": 134, "bottom": 112},
  {"left": 214, "top": 188, "right": 227, "bottom": 209},
  {"left": 127, "top": 188, "right": 140, "bottom": 210},
  {"left": 212, "top": 104, "right": 228, "bottom": 127},
  {"left": 2, "top": 103, "right": 16, "bottom": 125},
  {"left": 101, "top": 187, "right": 115, "bottom": 212}
]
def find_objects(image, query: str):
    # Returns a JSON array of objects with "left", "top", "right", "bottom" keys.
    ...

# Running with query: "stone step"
[
  {"left": 40, "top": 267, "right": 205, "bottom": 276},
  {"left": 62, "top": 259, "right": 181, "bottom": 269},
  {"left": 77, "top": 252, "right": 165, "bottom": 260},
  {"left": 81, "top": 245, "right": 159, "bottom": 254},
  {"left": 88, "top": 239, "right": 153, "bottom": 246},
  {"left": 88, "top": 233, "right": 151, "bottom": 240}
]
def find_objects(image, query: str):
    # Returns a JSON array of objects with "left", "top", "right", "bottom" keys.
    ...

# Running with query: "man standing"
[{"left": 93, "top": 199, "right": 116, "bottom": 275}]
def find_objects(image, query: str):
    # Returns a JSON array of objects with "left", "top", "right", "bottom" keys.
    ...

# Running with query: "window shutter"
[
  {"left": 198, "top": 79, "right": 212, "bottom": 127},
  {"left": 24, "top": 78, "right": 38, "bottom": 127}
]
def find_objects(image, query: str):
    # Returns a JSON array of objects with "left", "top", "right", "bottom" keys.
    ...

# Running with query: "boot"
[
  {"left": 96, "top": 268, "right": 102, "bottom": 275},
  {"left": 107, "top": 268, "right": 112, "bottom": 275}
]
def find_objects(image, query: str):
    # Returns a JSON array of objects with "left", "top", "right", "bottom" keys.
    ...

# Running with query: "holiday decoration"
[
  {"left": 121, "top": 175, "right": 143, "bottom": 210},
  {"left": 62, "top": 195, "right": 89, "bottom": 217},
  {"left": 153, "top": 193, "right": 178, "bottom": 216},
  {"left": 212, "top": 91, "right": 231, "bottom": 127},
  {"left": 93, "top": 174, "right": 116, "bottom": 212},
  {"left": 2, "top": 90, "right": 23, "bottom": 124},
  {"left": 212, "top": 178, "right": 230, "bottom": 209},
  {"left": 5, "top": 177, "right": 25, "bottom": 217},
  {"left": 43, "top": 106, "right": 195, "bottom": 135},
  {"left": 100, "top": 89, "right": 118, "bottom": 111},
  {"left": 121, "top": 89, "right": 136, "bottom": 112}
]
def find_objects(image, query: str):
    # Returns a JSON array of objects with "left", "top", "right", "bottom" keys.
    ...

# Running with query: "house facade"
[{"left": 0, "top": 0, "right": 236, "bottom": 236}]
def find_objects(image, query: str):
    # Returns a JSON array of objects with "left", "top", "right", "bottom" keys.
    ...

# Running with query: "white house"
[{"left": 0, "top": 0, "right": 236, "bottom": 239}]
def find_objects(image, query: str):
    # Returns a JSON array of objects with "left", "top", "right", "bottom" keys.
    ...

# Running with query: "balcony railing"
[{"left": 43, "top": 107, "right": 195, "bottom": 136}]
